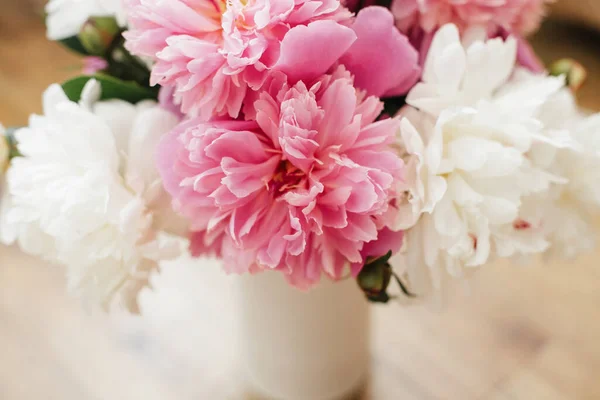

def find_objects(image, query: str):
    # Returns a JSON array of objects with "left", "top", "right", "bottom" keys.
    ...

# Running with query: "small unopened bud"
[
  {"left": 550, "top": 58, "right": 587, "bottom": 92},
  {"left": 78, "top": 16, "right": 120, "bottom": 56},
  {"left": 357, "top": 251, "right": 393, "bottom": 303}
]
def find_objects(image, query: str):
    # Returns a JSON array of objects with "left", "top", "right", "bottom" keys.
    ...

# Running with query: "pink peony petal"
[
  {"left": 222, "top": 156, "right": 280, "bottom": 197},
  {"left": 317, "top": 77, "right": 358, "bottom": 147},
  {"left": 350, "top": 228, "right": 405, "bottom": 276},
  {"left": 340, "top": 6, "right": 421, "bottom": 97},
  {"left": 274, "top": 20, "right": 357, "bottom": 84}
]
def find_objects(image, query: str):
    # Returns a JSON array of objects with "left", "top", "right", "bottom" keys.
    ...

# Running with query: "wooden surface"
[{"left": 2, "top": 2, "right": 600, "bottom": 399}]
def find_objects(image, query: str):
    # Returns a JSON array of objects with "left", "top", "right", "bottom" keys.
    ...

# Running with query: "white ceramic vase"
[{"left": 237, "top": 271, "right": 370, "bottom": 400}]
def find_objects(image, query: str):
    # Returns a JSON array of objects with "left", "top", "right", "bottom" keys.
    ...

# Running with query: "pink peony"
[
  {"left": 124, "top": 0, "right": 353, "bottom": 119},
  {"left": 392, "top": 0, "right": 550, "bottom": 37},
  {"left": 124, "top": 1, "right": 420, "bottom": 119},
  {"left": 157, "top": 67, "right": 405, "bottom": 288}
]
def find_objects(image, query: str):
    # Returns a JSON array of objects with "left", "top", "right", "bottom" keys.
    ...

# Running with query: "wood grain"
[{"left": 1, "top": 2, "right": 600, "bottom": 399}]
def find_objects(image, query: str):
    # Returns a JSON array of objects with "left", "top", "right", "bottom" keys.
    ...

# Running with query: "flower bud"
[
  {"left": 78, "top": 16, "right": 120, "bottom": 56},
  {"left": 357, "top": 251, "right": 393, "bottom": 303},
  {"left": 550, "top": 58, "right": 587, "bottom": 92}
]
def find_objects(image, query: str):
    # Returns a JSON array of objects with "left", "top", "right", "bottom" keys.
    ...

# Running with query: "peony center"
[{"left": 268, "top": 160, "right": 306, "bottom": 196}]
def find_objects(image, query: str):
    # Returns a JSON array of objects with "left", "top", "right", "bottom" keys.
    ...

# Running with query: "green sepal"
[
  {"left": 59, "top": 36, "right": 91, "bottom": 56},
  {"left": 5, "top": 127, "right": 22, "bottom": 160}
]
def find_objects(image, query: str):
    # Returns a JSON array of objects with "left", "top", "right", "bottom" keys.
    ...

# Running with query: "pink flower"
[
  {"left": 124, "top": 0, "right": 353, "bottom": 119},
  {"left": 125, "top": 2, "right": 420, "bottom": 120},
  {"left": 157, "top": 67, "right": 405, "bottom": 288},
  {"left": 392, "top": 0, "right": 550, "bottom": 37},
  {"left": 82, "top": 56, "right": 108, "bottom": 75}
]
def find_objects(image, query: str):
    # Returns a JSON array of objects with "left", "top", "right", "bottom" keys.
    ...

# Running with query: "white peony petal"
[
  {"left": 480, "top": 196, "right": 519, "bottom": 225},
  {"left": 93, "top": 100, "right": 138, "bottom": 158},
  {"left": 463, "top": 36, "right": 517, "bottom": 101},
  {"left": 79, "top": 79, "right": 102, "bottom": 109},
  {"left": 446, "top": 174, "right": 483, "bottom": 207},
  {"left": 423, "top": 23, "right": 462, "bottom": 84},
  {"left": 433, "top": 194, "right": 462, "bottom": 237},
  {"left": 126, "top": 107, "right": 179, "bottom": 194}
]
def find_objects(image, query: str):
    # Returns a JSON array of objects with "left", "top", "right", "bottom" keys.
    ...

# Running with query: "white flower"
[
  {"left": 394, "top": 24, "right": 576, "bottom": 291},
  {"left": 526, "top": 89, "right": 600, "bottom": 259},
  {"left": 46, "top": 0, "right": 127, "bottom": 41},
  {"left": 0, "top": 81, "right": 184, "bottom": 312}
]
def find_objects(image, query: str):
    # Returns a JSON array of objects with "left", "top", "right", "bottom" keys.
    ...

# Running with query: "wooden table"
[{"left": 1, "top": 3, "right": 600, "bottom": 399}]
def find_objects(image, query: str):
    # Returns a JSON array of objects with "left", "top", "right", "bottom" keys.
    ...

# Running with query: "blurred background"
[{"left": 1, "top": 1, "right": 600, "bottom": 399}]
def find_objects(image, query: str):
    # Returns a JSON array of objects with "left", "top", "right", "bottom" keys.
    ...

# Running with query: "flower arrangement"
[{"left": 1, "top": 0, "right": 598, "bottom": 311}]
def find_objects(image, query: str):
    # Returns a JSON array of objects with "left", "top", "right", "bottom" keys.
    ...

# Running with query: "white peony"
[
  {"left": 394, "top": 24, "right": 577, "bottom": 293},
  {"left": 524, "top": 88, "right": 600, "bottom": 259},
  {"left": 0, "top": 80, "right": 185, "bottom": 312},
  {"left": 46, "top": 0, "right": 127, "bottom": 41}
]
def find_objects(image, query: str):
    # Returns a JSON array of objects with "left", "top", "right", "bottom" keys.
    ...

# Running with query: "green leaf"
[
  {"left": 62, "top": 74, "right": 158, "bottom": 104},
  {"left": 59, "top": 36, "right": 91, "bottom": 56}
]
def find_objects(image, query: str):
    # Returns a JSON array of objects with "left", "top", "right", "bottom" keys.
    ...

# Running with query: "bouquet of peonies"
[{"left": 1, "top": 0, "right": 598, "bottom": 311}]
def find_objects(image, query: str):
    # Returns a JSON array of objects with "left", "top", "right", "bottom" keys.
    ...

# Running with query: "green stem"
[{"left": 392, "top": 271, "right": 416, "bottom": 298}]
